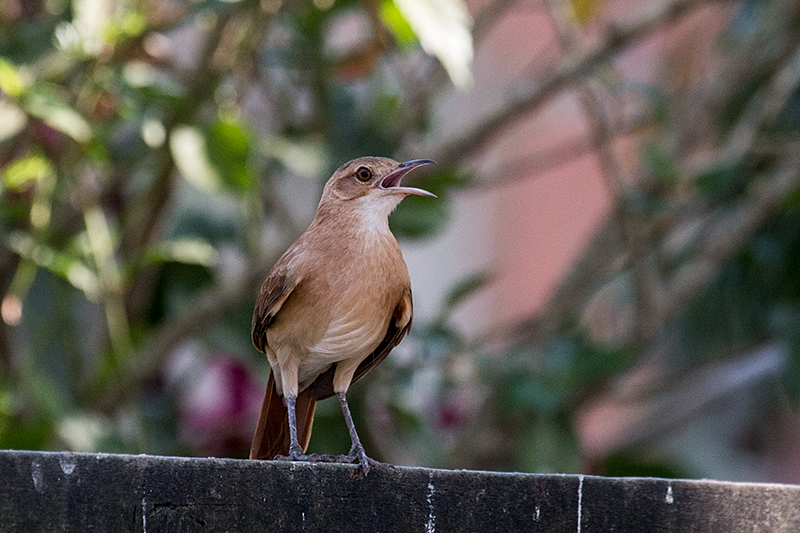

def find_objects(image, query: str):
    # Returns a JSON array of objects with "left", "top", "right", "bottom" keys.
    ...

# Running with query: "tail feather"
[{"left": 249, "top": 372, "right": 316, "bottom": 460}]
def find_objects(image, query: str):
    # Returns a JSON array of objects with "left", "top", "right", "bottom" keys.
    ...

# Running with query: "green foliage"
[
  {"left": 694, "top": 161, "right": 748, "bottom": 199},
  {"left": 2, "top": 153, "right": 54, "bottom": 190},
  {"left": 206, "top": 117, "right": 256, "bottom": 193},
  {"left": 1, "top": 0, "right": 799, "bottom": 484},
  {"left": 390, "top": 166, "right": 468, "bottom": 238},
  {"left": 0, "top": 0, "right": 472, "bottom": 460},
  {"left": 380, "top": 1, "right": 418, "bottom": 48},
  {"left": 602, "top": 452, "right": 689, "bottom": 479},
  {"left": 640, "top": 142, "right": 680, "bottom": 186},
  {"left": 440, "top": 270, "right": 491, "bottom": 316}
]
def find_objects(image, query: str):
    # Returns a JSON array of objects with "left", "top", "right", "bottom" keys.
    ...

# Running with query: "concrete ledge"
[{"left": 1, "top": 450, "right": 799, "bottom": 532}]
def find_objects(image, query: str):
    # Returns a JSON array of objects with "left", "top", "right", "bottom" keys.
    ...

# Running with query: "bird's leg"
[
  {"left": 285, "top": 395, "right": 304, "bottom": 459},
  {"left": 273, "top": 395, "right": 320, "bottom": 462},
  {"left": 336, "top": 392, "right": 393, "bottom": 475}
]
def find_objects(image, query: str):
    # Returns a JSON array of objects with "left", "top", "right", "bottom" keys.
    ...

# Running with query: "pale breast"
[
  {"left": 270, "top": 223, "right": 410, "bottom": 387},
  {"left": 298, "top": 305, "right": 390, "bottom": 385}
]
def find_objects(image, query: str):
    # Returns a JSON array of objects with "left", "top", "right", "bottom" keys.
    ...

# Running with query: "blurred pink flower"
[{"left": 178, "top": 355, "right": 264, "bottom": 458}]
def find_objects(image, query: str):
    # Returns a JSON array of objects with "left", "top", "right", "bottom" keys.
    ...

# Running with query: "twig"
[
  {"left": 671, "top": 0, "right": 800, "bottom": 156},
  {"left": 472, "top": 111, "right": 656, "bottom": 188},
  {"left": 654, "top": 154, "right": 800, "bottom": 336},
  {"left": 122, "top": 10, "right": 234, "bottom": 257},
  {"left": 721, "top": 44, "right": 800, "bottom": 163}
]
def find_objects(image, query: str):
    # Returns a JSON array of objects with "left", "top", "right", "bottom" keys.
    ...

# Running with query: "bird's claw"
[
  {"left": 272, "top": 447, "right": 394, "bottom": 475},
  {"left": 273, "top": 449, "right": 323, "bottom": 463},
  {"left": 344, "top": 445, "right": 395, "bottom": 475}
]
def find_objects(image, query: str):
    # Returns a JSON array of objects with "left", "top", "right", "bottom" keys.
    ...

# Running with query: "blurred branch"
[
  {"left": 502, "top": 141, "right": 800, "bottom": 350},
  {"left": 578, "top": 344, "right": 786, "bottom": 458},
  {"left": 122, "top": 9, "right": 236, "bottom": 322},
  {"left": 122, "top": 10, "right": 235, "bottom": 258},
  {"left": 424, "top": 0, "right": 730, "bottom": 165},
  {"left": 653, "top": 151, "right": 800, "bottom": 336},
  {"left": 545, "top": 0, "right": 660, "bottom": 344},
  {"left": 639, "top": 43, "right": 800, "bottom": 340},
  {"left": 494, "top": 31, "right": 800, "bottom": 351},
  {"left": 721, "top": 43, "right": 800, "bottom": 162},
  {"left": 83, "top": 204, "right": 133, "bottom": 365},
  {"left": 672, "top": 0, "right": 800, "bottom": 155},
  {"left": 473, "top": 112, "right": 655, "bottom": 187}
]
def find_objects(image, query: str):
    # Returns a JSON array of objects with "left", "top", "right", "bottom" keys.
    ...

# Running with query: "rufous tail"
[{"left": 249, "top": 371, "right": 316, "bottom": 459}]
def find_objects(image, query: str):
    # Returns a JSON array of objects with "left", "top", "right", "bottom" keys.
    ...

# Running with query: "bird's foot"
[
  {"left": 342, "top": 444, "right": 395, "bottom": 475},
  {"left": 273, "top": 448, "right": 324, "bottom": 463}
]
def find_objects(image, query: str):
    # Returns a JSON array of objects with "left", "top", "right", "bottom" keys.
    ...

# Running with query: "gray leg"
[
  {"left": 336, "top": 392, "right": 392, "bottom": 475},
  {"left": 274, "top": 395, "right": 316, "bottom": 462},
  {"left": 286, "top": 395, "right": 303, "bottom": 457}
]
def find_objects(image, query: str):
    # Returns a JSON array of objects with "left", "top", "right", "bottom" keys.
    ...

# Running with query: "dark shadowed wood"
[{"left": 1, "top": 450, "right": 799, "bottom": 532}]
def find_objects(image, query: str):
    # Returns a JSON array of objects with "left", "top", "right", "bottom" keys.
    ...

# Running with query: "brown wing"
[
  {"left": 306, "top": 288, "right": 413, "bottom": 401},
  {"left": 250, "top": 246, "right": 316, "bottom": 460},
  {"left": 251, "top": 247, "right": 303, "bottom": 353}
]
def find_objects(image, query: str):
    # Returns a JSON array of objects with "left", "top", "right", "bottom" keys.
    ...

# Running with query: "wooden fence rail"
[{"left": 1, "top": 450, "right": 799, "bottom": 532}]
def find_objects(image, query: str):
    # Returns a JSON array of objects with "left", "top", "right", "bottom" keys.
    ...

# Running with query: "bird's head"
[{"left": 318, "top": 157, "right": 436, "bottom": 221}]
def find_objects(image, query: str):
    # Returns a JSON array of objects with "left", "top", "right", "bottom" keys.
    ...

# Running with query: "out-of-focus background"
[{"left": 2, "top": 0, "right": 800, "bottom": 483}]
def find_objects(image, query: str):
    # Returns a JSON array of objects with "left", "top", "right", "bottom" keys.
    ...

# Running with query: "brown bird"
[{"left": 249, "top": 156, "right": 435, "bottom": 473}]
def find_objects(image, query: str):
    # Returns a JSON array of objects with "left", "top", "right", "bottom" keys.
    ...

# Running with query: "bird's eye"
[{"left": 355, "top": 166, "right": 372, "bottom": 182}]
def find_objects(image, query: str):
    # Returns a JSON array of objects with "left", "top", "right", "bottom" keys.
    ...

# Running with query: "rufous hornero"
[{"left": 249, "top": 156, "right": 436, "bottom": 474}]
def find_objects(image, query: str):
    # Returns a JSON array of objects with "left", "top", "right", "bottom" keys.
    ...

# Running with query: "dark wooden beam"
[{"left": 1, "top": 450, "right": 798, "bottom": 532}]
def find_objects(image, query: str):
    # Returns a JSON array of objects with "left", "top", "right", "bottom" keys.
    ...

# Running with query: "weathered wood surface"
[{"left": 1, "top": 450, "right": 799, "bottom": 532}]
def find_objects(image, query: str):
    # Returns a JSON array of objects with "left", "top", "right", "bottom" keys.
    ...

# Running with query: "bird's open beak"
[{"left": 379, "top": 159, "right": 437, "bottom": 198}]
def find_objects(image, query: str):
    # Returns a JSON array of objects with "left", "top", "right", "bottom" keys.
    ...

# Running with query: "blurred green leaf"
[
  {"left": 390, "top": 195, "right": 448, "bottom": 237},
  {"left": 694, "top": 161, "right": 748, "bottom": 199},
  {"left": 263, "top": 136, "right": 328, "bottom": 179},
  {"left": 170, "top": 125, "right": 222, "bottom": 192},
  {"left": 103, "top": 10, "right": 147, "bottom": 44},
  {"left": 0, "top": 415, "right": 53, "bottom": 451},
  {"left": 25, "top": 92, "right": 92, "bottom": 143},
  {"left": 0, "top": 100, "right": 27, "bottom": 142},
  {"left": 570, "top": 338, "right": 634, "bottom": 387},
  {"left": 206, "top": 116, "right": 255, "bottom": 192},
  {"left": 390, "top": 166, "right": 467, "bottom": 238},
  {"left": 640, "top": 142, "right": 680, "bottom": 186},
  {"left": 503, "top": 376, "right": 566, "bottom": 415},
  {"left": 0, "top": 58, "right": 30, "bottom": 98},
  {"left": 143, "top": 238, "right": 220, "bottom": 268},
  {"left": 441, "top": 271, "right": 490, "bottom": 314},
  {"left": 2, "top": 154, "right": 54, "bottom": 190},
  {"left": 3, "top": 232, "right": 100, "bottom": 299},
  {"left": 568, "top": 0, "right": 605, "bottom": 24},
  {"left": 380, "top": 0, "right": 417, "bottom": 47},
  {"left": 520, "top": 417, "right": 580, "bottom": 473},
  {"left": 603, "top": 451, "right": 689, "bottom": 479}
]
